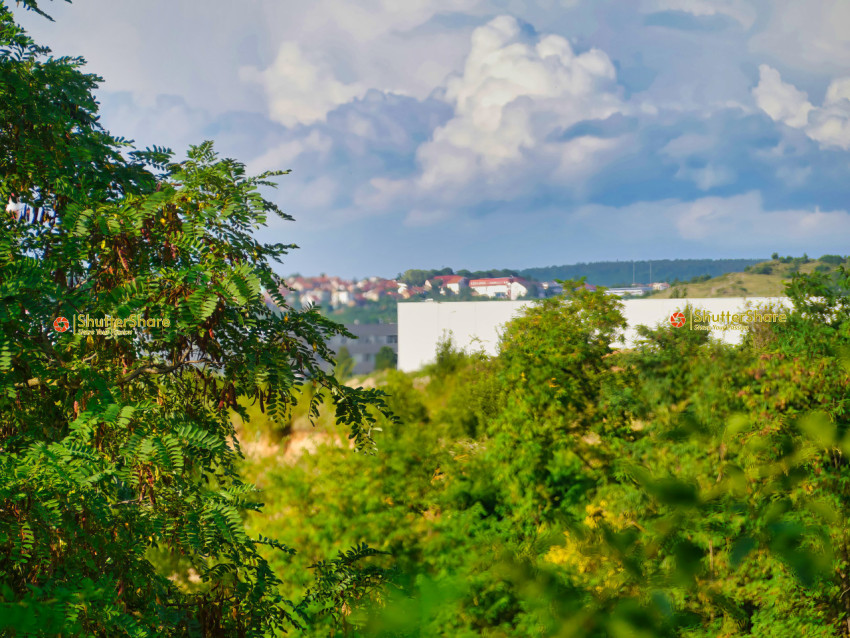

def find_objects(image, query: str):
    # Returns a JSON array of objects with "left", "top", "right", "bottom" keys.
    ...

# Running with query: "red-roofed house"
[
  {"left": 424, "top": 275, "right": 469, "bottom": 294},
  {"left": 469, "top": 277, "right": 531, "bottom": 300}
]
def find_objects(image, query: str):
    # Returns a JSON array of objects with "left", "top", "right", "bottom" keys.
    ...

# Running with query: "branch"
[{"left": 117, "top": 358, "right": 212, "bottom": 385}]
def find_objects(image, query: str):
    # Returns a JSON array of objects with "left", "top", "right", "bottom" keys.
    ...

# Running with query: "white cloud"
[
  {"left": 240, "top": 42, "right": 368, "bottom": 127},
  {"left": 806, "top": 76, "right": 850, "bottom": 150},
  {"left": 754, "top": 65, "right": 850, "bottom": 150},
  {"left": 411, "top": 15, "right": 624, "bottom": 194},
  {"left": 247, "top": 130, "right": 333, "bottom": 174},
  {"left": 237, "top": 0, "right": 487, "bottom": 127},
  {"left": 752, "top": 65, "right": 813, "bottom": 128},
  {"left": 749, "top": 0, "right": 850, "bottom": 75}
]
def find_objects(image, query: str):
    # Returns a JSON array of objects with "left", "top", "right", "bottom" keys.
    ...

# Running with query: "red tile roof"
[
  {"left": 469, "top": 277, "right": 528, "bottom": 286},
  {"left": 431, "top": 275, "right": 467, "bottom": 284}
]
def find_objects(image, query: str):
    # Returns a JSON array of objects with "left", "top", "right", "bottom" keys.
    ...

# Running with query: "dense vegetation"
[
  {"left": 0, "top": 3, "right": 390, "bottom": 635},
  {"left": 239, "top": 267, "right": 850, "bottom": 636},
  {"left": 4, "top": 3, "right": 850, "bottom": 637},
  {"left": 325, "top": 296, "right": 398, "bottom": 324}
]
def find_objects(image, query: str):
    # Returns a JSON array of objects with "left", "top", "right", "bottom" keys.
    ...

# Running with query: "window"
[{"left": 387, "top": 335, "right": 398, "bottom": 344}]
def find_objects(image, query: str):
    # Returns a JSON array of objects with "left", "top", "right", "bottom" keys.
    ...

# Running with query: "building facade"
[
  {"left": 468, "top": 276, "right": 531, "bottom": 299},
  {"left": 325, "top": 323, "right": 398, "bottom": 375}
]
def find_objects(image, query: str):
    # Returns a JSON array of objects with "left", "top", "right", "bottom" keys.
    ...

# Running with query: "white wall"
[{"left": 398, "top": 297, "right": 791, "bottom": 372}]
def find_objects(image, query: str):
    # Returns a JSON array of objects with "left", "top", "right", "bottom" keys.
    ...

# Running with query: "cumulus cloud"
[
  {"left": 752, "top": 65, "right": 813, "bottom": 128},
  {"left": 365, "top": 15, "right": 627, "bottom": 210},
  {"left": 754, "top": 65, "right": 850, "bottom": 150},
  {"left": 234, "top": 0, "right": 487, "bottom": 128},
  {"left": 807, "top": 77, "right": 850, "bottom": 150},
  {"left": 240, "top": 42, "right": 368, "bottom": 127}
]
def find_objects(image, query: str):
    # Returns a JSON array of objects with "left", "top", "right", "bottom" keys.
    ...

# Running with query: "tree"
[
  {"left": 0, "top": 5, "right": 390, "bottom": 636},
  {"left": 334, "top": 345, "right": 355, "bottom": 380},
  {"left": 374, "top": 345, "right": 397, "bottom": 371}
]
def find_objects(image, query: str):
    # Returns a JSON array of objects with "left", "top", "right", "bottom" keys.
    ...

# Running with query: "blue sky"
[{"left": 13, "top": 0, "right": 850, "bottom": 278}]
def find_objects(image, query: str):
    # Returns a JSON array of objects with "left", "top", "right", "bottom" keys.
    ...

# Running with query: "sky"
[{"left": 10, "top": 0, "right": 850, "bottom": 278}]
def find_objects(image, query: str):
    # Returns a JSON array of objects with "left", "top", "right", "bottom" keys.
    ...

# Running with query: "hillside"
[
  {"left": 518, "top": 258, "right": 764, "bottom": 286},
  {"left": 650, "top": 254, "right": 848, "bottom": 298}
]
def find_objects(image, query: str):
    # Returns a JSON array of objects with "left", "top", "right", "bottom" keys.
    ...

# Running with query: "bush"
[
  {"left": 334, "top": 345, "right": 355, "bottom": 379},
  {"left": 436, "top": 354, "right": 503, "bottom": 438},
  {"left": 429, "top": 333, "right": 468, "bottom": 381},
  {"left": 380, "top": 370, "right": 429, "bottom": 426},
  {"left": 374, "top": 345, "right": 397, "bottom": 371}
]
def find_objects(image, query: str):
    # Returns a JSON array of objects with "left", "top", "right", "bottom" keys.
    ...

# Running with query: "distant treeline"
[
  {"left": 520, "top": 259, "right": 766, "bottom": 286},
  {"left": 398, "top": 259, "right": 765, "bottom": 288}
]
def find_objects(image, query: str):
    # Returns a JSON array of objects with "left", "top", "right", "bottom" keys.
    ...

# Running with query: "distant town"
[
  {"left": 273, "top": 273, "right": 671, "bottom": 311},
  {"left": 269, "top": 259, "right": 771, "bottom": 316}
]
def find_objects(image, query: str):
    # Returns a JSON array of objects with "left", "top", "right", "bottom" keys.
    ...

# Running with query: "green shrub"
[{"left": 374, "top": 345, "right": 397, "bottom": 371}]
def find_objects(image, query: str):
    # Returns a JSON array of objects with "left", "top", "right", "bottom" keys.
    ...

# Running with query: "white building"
[
  {"left": 469, "top": 276, "right": 530, "bottom": 300},
  {"left": 398, "top": 297, "right": 791, "bottom": 372},
  {"left": 332, "top": 288, "right": 351, "bottom": 307},
  {"left": 606, "top": 287, "right": 650, "bottom": 297},
  {"left": 425, "top": 275, "right": 469, "bottom": 294}
]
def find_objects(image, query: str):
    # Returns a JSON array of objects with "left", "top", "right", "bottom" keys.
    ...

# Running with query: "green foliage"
[
  {"left": 374, "top": 345, "right": 397, "bottom": 371},
  {"left": 749, "top": 263, "right": 773, "bottom": 275},
  {"left": 688, "top": 273, "right": 713, "bottom": 282},
  {"left": 427, "top": 333, "right": 469, "bottom": 382},
  {"left": 436, "top": 353, "right": 502, "bottom": 438},
  {"left": 0, "top": 6, "right": 391, "bottom": 636},
  {"left": 326, "top": 296, "right": 397, "bottom": 324},
  {"left": 378, "top": 369, "right": 428, "bottom": 427},
  {"left": 334, "top": 345, "right": 355, "bottom": 380},
  {"left": 239, "top": 267, "right": 850, "bottom": 636}
]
